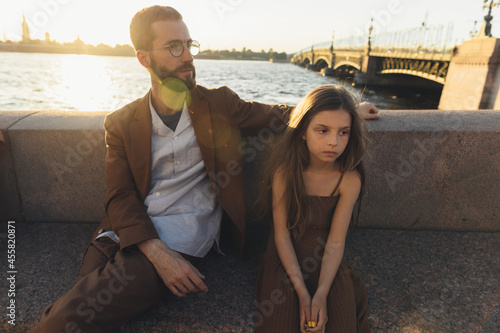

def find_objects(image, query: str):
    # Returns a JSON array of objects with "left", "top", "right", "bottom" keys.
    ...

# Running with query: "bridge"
[
  {"left": 292, "top": 45, "right": 451, "bottom": 86},
  {"left": 291, "top": 27, "right": 500, "bottom": 110}
]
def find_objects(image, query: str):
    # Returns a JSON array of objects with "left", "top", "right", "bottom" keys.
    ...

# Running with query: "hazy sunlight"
[{"left": 52, "top": 55, "right": 113, "bottom": 110}]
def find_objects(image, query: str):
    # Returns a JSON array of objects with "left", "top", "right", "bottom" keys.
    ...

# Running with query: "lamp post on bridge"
[
  {"left": 439, "top": 1, "right": 500, "bottom": 109},
  {"left": 367, "top": 18, "right": 373, "bottom": 54},
  {"left": 331, "top": 30, "right": 335, "bottom": 52},
  {"left": 470, "top": 21, "right": 479, "bottom": 38},
  {"left": 308, "top": 41, "right": 315, "bottom": 71},
  {"left": 356, "top": 18, "right": 376, "bottom": 86},
  {"left": 481, "top": 0, "right": 500, "bottom": 37}
]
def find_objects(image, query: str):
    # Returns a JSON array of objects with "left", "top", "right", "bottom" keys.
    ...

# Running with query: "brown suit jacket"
[{"left": 92, "top": 85, "right": 290, "bottom": 253}]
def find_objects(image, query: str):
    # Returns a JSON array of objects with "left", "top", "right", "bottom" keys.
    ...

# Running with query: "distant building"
[
  {"left": 22, "top": 15, "right": 31, "bottom": 42},
  {"left": 45, "top": 32, "right": 51, "bottom": 43},
  {"left": 73, "top": 35, "right": 84, "bottom": 46}
]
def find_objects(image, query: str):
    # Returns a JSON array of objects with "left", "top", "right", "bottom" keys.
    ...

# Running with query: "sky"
[{"left": 0, "top": 0, "right": 497, "bottom": 53}]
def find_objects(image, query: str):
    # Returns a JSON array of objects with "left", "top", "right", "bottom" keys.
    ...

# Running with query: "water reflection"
[
  {"left": 0, "top": 53, "right": 441, "bottom": 111},
  {"left": 54, "top": 55, "right": 112, "bottom": 110}
]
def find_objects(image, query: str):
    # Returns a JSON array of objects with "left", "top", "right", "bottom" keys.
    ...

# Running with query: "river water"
[{"left": 0, "top": 52, "right": 441, "bottom": 111}]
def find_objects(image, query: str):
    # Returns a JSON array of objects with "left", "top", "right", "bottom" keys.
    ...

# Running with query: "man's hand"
[
  {"left": 357, "top": 101, "right": 381, "bottom": 120},
  {"left": 137, "top": 238, "right": 208, "bottom": 297}
]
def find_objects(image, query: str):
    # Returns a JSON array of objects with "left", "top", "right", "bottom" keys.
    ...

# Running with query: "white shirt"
[
  {"left": 97, "top": 96, "right": 223, "bottom": 258},
  {"left": 145, "top": 98, "right": 223, "bottom": 257}
]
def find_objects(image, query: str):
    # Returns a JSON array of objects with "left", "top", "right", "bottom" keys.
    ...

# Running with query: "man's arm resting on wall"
[
  {"left": 221, "top": 86, "right": 291, "bottom": 132},
  {"left": 221, "top": 86, "right": 380, "bottom": 130},
  {"left": 357, "top": 101, "right": 381, "bottom": 120}
]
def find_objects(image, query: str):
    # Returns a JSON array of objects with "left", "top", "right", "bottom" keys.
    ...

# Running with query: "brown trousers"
[{"left": 29, "top": 237, "right": 171, "bottom": 333}]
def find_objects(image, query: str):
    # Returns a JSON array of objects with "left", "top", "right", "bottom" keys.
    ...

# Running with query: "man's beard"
[{"left": 150, "top": 56, "right": 197, "bottom": 90}]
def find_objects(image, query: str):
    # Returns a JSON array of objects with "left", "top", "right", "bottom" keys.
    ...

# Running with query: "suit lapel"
[
  {"left": 130, "top": 92, "right": 152, "bottom": 200},
  {"left": 188, "top": 88, "right": 216, "bottom": 186}
]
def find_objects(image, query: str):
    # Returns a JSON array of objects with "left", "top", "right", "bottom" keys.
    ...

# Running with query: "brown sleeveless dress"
[{"left": 254, "top": 193, "right": 371, "bottom": 332}]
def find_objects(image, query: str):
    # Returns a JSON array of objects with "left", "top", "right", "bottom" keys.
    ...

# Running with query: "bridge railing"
[
  {"left": 293, "top": 23, "right": 456, "bottom": 58},
  {"left": 335, "top": 36, "right": 366, "bottom": 49},
  {"left": 292, "top": 41, "right": 332, "bottom": 57},
  {"left": 370, "top": 24, "right": 455, "bottom": 54}
]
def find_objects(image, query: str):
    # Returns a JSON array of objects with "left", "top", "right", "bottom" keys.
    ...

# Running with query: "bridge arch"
[
  {"left": 378, "top": 57, "right": 449, "bottom": 85},
  {"left": 314, "top": 58, "right": 330, "bottom": 71},
  {"left": 378, "top": 69, "right": 446, "bottom": 85},
  {"left": 333, "top": 61, "right": 361, "bottom": 71}
]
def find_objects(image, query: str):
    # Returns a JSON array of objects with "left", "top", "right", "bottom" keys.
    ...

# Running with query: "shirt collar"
[{"left": 149, "top": 93, "right": 189, "bottom": 137}]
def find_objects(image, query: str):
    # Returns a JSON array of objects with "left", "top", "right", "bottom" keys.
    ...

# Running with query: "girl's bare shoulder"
[{"left": 339, "top": 169, "right": 362, "bottom": 195}]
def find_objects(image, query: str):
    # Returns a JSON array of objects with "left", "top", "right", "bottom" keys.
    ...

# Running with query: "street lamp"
[
  {"left": 483, "top": 0, "right": 500, "bottom": 37},
  {"left": 331, "top": 30, "right": 335, "bottom": 52},
  {"left": 470, "top": 20, "right": 478, "bottom": 38},
  {"left": 367, "top": 18, "right": 374, "bottom": 53}
]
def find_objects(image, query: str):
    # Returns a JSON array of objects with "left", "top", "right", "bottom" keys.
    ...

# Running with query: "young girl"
[{"left": 255, "top": 85, "right": 371, "bottom": 333}]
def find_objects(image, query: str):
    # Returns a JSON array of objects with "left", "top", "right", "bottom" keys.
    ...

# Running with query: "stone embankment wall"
[{"left": 1, "top": 110, "right": 499, "bottom": 231}]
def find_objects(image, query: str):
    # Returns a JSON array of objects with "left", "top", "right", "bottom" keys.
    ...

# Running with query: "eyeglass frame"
[{"left": 152, "top": 40, "right": 200, "bottom": 57}]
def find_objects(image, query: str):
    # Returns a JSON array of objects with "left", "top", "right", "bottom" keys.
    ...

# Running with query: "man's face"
[{"left": 148, "top": 20, "right": 196, "bottom": 89}]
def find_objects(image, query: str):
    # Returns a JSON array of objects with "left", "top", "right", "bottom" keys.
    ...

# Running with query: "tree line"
[
  {"left": 0, "top": 39, "right": 290, "bottom": 61},
  {"left": 200, "top": 47, "right": 289, "bottom": 61}
]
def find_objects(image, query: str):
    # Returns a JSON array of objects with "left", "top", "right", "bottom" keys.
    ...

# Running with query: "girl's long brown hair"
[{"left": 257, "top": 85, "right": 368, "bottom": 241}]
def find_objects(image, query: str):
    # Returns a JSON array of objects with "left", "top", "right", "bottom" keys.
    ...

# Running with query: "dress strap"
[{"left": 330, "top": 173, "right": 344, "bottom": 196}]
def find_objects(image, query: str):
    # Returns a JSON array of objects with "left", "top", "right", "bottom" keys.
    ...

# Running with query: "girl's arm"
[
  {"left": 309, "top": 170, "right": 362, "bottom": 333},
  {"left": 272, "top": 169, "right": 311, "bottom": 333}
]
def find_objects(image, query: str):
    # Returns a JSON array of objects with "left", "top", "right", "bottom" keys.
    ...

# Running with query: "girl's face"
[{"left": 301, "top": 108, "right": 351, "bottom": 168}]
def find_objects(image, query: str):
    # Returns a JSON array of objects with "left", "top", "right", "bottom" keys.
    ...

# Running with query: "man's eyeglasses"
[{"left": 153, "top": 40, "right": 200, "bottom": 57}]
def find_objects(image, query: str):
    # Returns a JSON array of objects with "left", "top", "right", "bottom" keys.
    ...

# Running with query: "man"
[{"left": 31, "top": 5, "right": 379, "bottom": 332}]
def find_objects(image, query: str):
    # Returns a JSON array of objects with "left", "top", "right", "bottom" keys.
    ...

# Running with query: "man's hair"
[{"left": 130, "top": 5, "right": 183, "bottom": 51}]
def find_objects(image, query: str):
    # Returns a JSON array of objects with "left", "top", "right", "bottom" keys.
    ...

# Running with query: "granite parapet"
[{"left": 1, "top": 110, "right": 499, "bottom": 231}]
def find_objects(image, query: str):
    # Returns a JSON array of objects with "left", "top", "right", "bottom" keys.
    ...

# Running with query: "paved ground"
[{"left": 0, "top": 222, "right": 499, "bottom": 332}]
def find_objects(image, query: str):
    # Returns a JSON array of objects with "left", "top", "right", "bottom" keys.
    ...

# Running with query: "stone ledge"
[
  {"left": 0, "top": 223, "right": 498, "bottom": 332},
  {"left": 1, "top": 110, "right": 500, "bottom": 231}
]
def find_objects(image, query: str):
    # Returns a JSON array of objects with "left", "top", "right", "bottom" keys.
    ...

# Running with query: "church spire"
[{"left": 22, "top": 14, "right": 31, "bottom": 42}]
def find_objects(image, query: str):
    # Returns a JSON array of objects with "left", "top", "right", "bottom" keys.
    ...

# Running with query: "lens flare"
[{"left": 156, "top": 77, "right": 191, "bottom": 111}]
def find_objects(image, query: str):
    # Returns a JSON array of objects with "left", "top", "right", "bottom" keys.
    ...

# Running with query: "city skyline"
[{"left": 1, "top": 0, "right": 498, "bottom": 53}]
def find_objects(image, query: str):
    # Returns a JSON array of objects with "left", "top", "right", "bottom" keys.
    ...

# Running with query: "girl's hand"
[
  {"left": 308, "top": 293, "right": 328, "bottom": 333},
  {"left": 298, "top": 293, "right": 312, "bottom": 333}
]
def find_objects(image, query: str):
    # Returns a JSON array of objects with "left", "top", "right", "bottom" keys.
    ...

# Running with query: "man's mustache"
[{"left": 175, "top": 64, "right": 195, "bottom": 73}]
